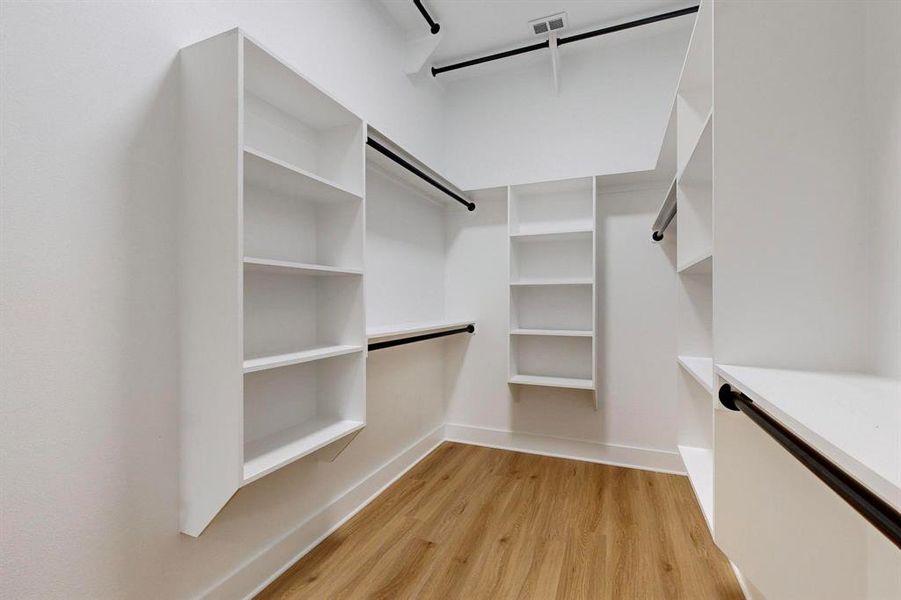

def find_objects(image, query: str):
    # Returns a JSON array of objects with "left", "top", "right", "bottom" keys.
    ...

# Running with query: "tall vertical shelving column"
[
  {"left": 507, "top": 177, "right": 598, "bottom": 407},
  {"left": 672, "top": 0, "right": 714, "bottom": 531},
  {"left": 179, "top": 29, "right": 366, "bottom": 536}
]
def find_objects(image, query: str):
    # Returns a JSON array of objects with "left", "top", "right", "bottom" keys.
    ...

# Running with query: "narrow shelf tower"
[{"left": 179, "top": 29, "right": 366, "bottom": 536}]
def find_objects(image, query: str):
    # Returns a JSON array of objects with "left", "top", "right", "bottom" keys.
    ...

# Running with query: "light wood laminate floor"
[{"left": 256, "top": 442, "right": 744, "bottom": 599}]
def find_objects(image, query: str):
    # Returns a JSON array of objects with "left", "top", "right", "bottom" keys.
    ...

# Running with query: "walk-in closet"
[{"left": 2, "top": 1, "right": 898, "bottom": 598}]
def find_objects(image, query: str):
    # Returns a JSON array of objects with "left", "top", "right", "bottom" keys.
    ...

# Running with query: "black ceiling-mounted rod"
[
  {"left": 432, "top": 5, "right": 700, "bottom": 77},
  {"left": 432, "top": 40, "right": 550, "bottom": 77},
  {"left": 366, "top": 137, "right": 476, "bottom": 211},
  {"left": 718, "top": 384, "right": 901, "bottom": 549},
  {"left": 368, "top": 325, "right": 475, "bottom": 352},
  {"left": 413, "top": 0, "right": 441, "bottom": 35}
]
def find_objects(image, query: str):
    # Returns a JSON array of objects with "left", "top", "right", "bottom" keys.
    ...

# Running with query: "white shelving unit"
[
  {"left": 507, "top": 177, "right": 598, "bottom": 406},
  {"left": 179, "top": 29, "right": 366, "bottom": 537},
  {"left": 651, "top": 0, "right": 715, "bottom": 531}
]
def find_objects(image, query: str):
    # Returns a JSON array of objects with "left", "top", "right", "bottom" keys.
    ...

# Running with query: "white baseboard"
[
  {"left": 444, "top": 423, "right": 685, "bottom": 475},
  {"left": 202, "top": 424, "right": 445, "bottom": 600},
  {"left": 730, "top": 561, "right": 756, "bottom": 600}
]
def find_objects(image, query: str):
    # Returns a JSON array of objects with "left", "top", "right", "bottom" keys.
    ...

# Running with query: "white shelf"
[
  {"left": 677, "top": 251, "right": 712, "bottom": 275},
  {"left": 509, "top": 278, "right": 593, "bottom": 287},
  {"left": 678, "top": 356, "right": 714, "bottom": 394},
  {"left": 508, "top": 374, "right": 594, "bottom": 390},
  {"left": 510, "top": 328, "right": 593, "bottom": 337},
  {"left": 243, "top": 344, "right": 363, "bottom": 374},
  {"left": 716, "top": 364, "right": 901, "bottom": 512},
  {"left": 678, "top": 445, "right": 714, "bottom": 531},
  {"left": 510, "top": 226, "right": 593, "bottom": 241},
  {"left": 366, "top": 319, "right": 475, "bottom": 341},
  {"left": 243, "top": 257, "right": 362, "bottom": 276},
  {"left": 244, "top": 146, "right": 362, "bottom": 203},
  {"left": 243, "top": 418, "right": 365, "bottom": 484}
]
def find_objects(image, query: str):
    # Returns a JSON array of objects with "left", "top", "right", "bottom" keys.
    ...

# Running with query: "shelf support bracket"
[{"left": 315, "top": 429, "right": 363, "bottom": 463}]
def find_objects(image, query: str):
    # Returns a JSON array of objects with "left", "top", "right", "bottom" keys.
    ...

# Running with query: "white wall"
[
  {"left": 865, "top": 0, "right": 901, "bottom": 379},
  {"left": 441, "top": 24, "right": 691, "bottom": 190},
  {"left": 0, "top": 2, "right": 447, "bottom": 598}
]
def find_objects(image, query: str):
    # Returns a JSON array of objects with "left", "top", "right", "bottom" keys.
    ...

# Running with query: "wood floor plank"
[{"left": 255, "top": 443, "right": 744, "bottom": 600}]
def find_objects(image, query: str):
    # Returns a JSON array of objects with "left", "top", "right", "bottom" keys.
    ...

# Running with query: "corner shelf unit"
[
  {"left": 507, "top": 177, "right": 598, "bottom": 406},
  {"left": 179, "top": 29, "right": 366, "bottom": 537}
]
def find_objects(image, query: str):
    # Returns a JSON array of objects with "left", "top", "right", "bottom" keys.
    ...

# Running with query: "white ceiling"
[{"left": 379, "top": 0, "right": 697, "bottom": 65}]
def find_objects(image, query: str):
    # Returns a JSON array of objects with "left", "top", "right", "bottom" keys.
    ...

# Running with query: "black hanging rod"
[
  {"left": 652, "top": 182, "right": 677, "bottom": 242},
  {"left": 432, "top": 5, "right": 700, "bottom": 76},
  {"left": 413, "top": 0, "right": 440, "bottom": 35},
  {"left": 718, "top": 384, "right": 901, "bottom": 549},
  {"left": 368, "top": 324, "right": 475, "bottom": 352},
  {"left": 366, "top": 137, "right": 476, "bottom": 211}
]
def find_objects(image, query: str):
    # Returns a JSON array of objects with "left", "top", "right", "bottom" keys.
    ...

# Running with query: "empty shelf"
[
  {"left": 510, "top": 278, "right": 593, "bottom": 287},
  {"left": 244, "top": 257, "right": 362, "bottom": 276},
  {"left": 716, "top": 364, "right": 901, "bottom": 512},
  {"left": 244, "top": 344, "right": 362, "bottom": 374},
  {"left": 511, "top": 328, "right": 593, "bottom": 337},
  {"left": 510, "top": 227, "right": 593, "bottom": 242},
  {"left": 367, "top": 319, "right": 475, "bottom": 341},
  {"left": 509, "top": 374, "right": 594, "bottom": 390},
  {"left": 678, "top": 356, "right": 714, "bottom": 393},
  {"left": 510, "top": 221, "right": 595, "bottom": 238},
  {"left": 677, "top": 251, "right": 712, "bottom": 275},
  {"left": 244, "top": 146, "right": 362, "bottom": 202},
  {"left": 678, "top": 445, "right": 714, "bottom": 530},
  {"left": 243, "top": 418, "right": 365, "bottom": 484}
]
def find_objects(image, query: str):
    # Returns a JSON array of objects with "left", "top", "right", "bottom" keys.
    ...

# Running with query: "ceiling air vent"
[{"left": 529, "top": 12, "right": 567, "bottom": 36}]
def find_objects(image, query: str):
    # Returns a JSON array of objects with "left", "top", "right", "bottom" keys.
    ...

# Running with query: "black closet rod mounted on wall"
[
  {"left": 718, "top": 384, "right": 901, "bottom": 549},
  {"left": 413, "top": 0, "right": 440, "bottom": 35},
  {"left": 432, "top": 5, "right": 700, "bottom": 76},
  {"left": 366, "top": 137, "right": 476, "bottom": 211},
  {"left": 368, "top": 325, "right": 475, "bottom": 352},
  {"left": 652, "top": 188, "right": 676, "bottom": 241}
]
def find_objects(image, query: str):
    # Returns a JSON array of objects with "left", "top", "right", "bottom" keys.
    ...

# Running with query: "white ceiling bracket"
[
  {"left": 404, "top": 30, "right": 444, "bottom": 77},
  {"left": 549, "top": 31, "right": 560, "bottom": 95}
]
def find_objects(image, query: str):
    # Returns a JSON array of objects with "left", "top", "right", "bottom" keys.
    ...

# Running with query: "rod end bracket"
[{"left": 718, "top": 384, "right": 742, "bottom": 411}]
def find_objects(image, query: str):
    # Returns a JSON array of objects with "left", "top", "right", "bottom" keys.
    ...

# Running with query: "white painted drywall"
[
  {"left": 865, "top": 0, "right": 901, "bottom": 379},
  {"left": 441, "top": 24, "right": 692, "bottom": 190},
  {"left": 0, "top": 2, "right": 447, "bottom": 598}
]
